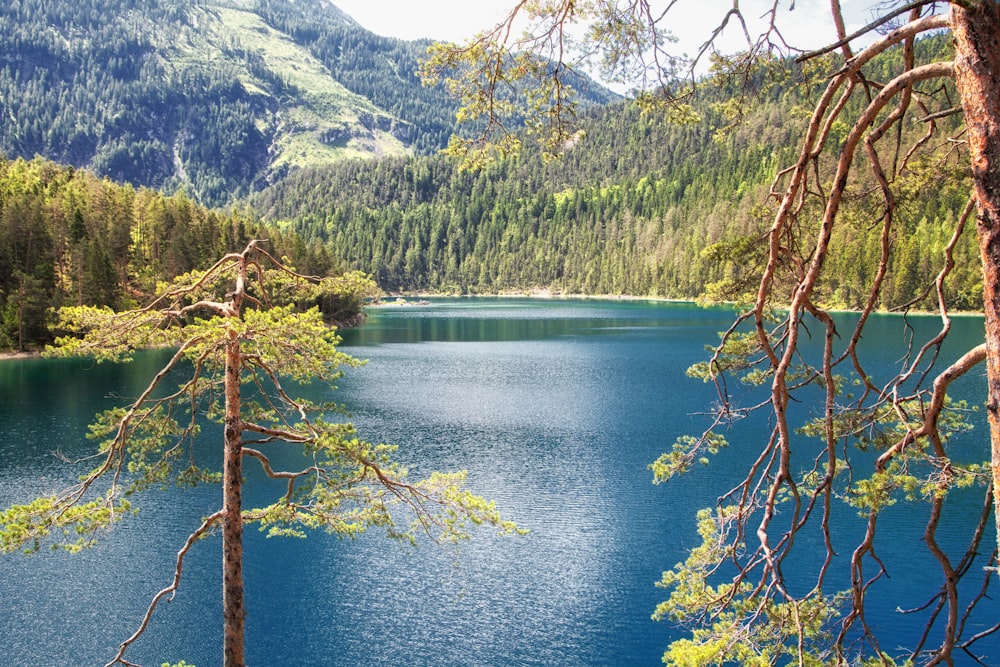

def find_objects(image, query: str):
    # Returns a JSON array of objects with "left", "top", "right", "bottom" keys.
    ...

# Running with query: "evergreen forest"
[{"left": 0, "top": 156, "right": 372, "bottom": 352}]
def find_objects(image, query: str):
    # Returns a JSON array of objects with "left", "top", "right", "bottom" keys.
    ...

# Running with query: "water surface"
[{"left": 0, "top": 299, "right": 996, "bottom": 665}]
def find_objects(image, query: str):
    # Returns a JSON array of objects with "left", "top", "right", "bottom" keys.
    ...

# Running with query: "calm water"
[{"left": 0, "top": 298, "right": 997, "bottom": 666}]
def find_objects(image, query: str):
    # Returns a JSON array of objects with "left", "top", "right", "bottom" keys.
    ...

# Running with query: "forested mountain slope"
[
  {"left": 0, "top": 0, "right": 615, "bottom": 206},
  {"left": 253, "top": 36, "right": 980, "bottom": 311}
]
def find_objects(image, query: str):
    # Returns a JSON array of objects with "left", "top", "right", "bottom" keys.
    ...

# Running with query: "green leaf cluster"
[
  {"left": 0, "top": 493, "right": 134, "bottom": 554},
  {"left": 650, "top": 433, "right": 729, "bottom": 484}
]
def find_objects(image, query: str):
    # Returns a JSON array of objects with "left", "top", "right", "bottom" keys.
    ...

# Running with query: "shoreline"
[
  {"left": 1, "top": 296, "right": 986, "bottom": 361},
  {"left": 0, "top": 350, "right": 41, "bottom": 361},
  {"left": 374, "top": 291, "right": 695, "bottom": 305},
  {"left": 374, "top": 292, "right": 987, "bottom": 317}
]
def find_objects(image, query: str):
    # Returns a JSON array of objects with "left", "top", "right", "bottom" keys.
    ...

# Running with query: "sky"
[
  {"left": 331, "top": 0, "right": 877, "bottom": 54},
  {"left": 331, "top": 0, "right": 879, "bottom": 94},
  {"left": 332, "top": 0, "right": 513, "bottom": 43}
]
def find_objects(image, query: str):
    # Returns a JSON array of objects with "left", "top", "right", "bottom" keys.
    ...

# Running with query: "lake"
[{"left": 0, "top": 298, "right": 997, "bottom": 665}]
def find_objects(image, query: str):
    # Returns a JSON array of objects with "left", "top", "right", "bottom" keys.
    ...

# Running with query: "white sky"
[
  {"left": 333, "top": 0, "right": 513, "bottom": 43},
  {"left": 332, "top": 0, "right": 882, "bottom": 93},
  {"left": 332, "top": 0, "right": 878, "bottom": 54}
]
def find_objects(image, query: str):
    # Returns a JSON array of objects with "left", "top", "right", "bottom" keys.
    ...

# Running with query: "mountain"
[
  {"left": 0, "top": 0, "right": 616, "bottom": 206},
  {"left": 251, "top": 35, "right": 979, "bottom": 311}
]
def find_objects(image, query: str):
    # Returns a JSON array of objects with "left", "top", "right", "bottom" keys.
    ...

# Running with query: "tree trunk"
[
  {"left": 222, "top": 331, "right": 245, "bottom": 666},
  {"left": 952, "top": 0, "right": 1000, "bottom": 573},
  {"left": 16, "top": 282, "right": 24, "bottom": 354}
]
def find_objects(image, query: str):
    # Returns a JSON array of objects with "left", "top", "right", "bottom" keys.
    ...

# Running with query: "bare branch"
[
  {"left": 105, "top": 511, "right": 223, "bottom": 667},
  {"left": 795, "top": 1, "right": 944, "bottom": 63}
]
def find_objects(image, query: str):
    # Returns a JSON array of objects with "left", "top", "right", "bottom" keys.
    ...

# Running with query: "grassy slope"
[{"left": 193, "top": 4, "right": 410, "bottom": 172}]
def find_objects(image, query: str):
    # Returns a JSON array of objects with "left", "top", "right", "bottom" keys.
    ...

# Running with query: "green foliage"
[
  {"left": 254, "top": 92, "right": 802, "bottom": 297},
  {"left": 799, "top": 395, "right": 986, "bottom": 516},
  {"left": 686, "top": 330, "right": 768, "bottom": 384},
  {"left": 0, "top": 493, "right": 134, "bottom": 554},
  {"left": 650, "top": 433, "right": 728, "bottom": 483}
]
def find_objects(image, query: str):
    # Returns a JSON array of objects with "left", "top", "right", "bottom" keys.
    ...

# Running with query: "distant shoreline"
[
  {"left": 375, "top": 292, "right": 986, "bottom": 317},
  {"left": 0, "top": 351, "right": 40, "bottom": 361},
  {"left": 375, "top": 291, "right": 693, "bottom": 304},
  {"left": 0, "top": 296, "right": 986, "bottom": 361}
]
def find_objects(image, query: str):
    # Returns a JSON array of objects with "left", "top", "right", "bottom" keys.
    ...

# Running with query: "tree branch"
[{"left": 105, "top": 511, "right": 224, "bottom": 667}]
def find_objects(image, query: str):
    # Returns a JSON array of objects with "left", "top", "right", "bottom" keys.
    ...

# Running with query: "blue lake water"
[{"left": 0, "top": 298, "right": 997, "bottom": 665}]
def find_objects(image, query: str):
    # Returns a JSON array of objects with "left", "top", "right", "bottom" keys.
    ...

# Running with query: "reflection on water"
[{"left": 0, "top": 299, "right": 996, "bottom": 665}]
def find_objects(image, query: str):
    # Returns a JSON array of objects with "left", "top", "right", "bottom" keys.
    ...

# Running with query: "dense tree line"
[
  {"left": 0, "top": 156, "right": 355, "bottom": 352},
  {"left": 253, "top": 35, "right": 979, "bottom": 310},
  {"left": 2, "top": 8, "right": 974, "bottom": 339}
]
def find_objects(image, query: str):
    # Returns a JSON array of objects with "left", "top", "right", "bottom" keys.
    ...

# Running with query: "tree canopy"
[
  {"left": 254, "top": 36, "right": 979, "bottom": 312},
  {"left": 423, "top": 1, "right": 1000, "bottom": 664}
]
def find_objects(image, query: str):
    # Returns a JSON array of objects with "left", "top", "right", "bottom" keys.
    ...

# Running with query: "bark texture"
[
  {"left": 222, "top": 331, "right": 245, "bottom": 667},
  {"left": 952, "top": 0, "right": 1000, "bottom": 572},
  {"left": 221, "top": 248, "right": 250, "bottom": 667}
]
